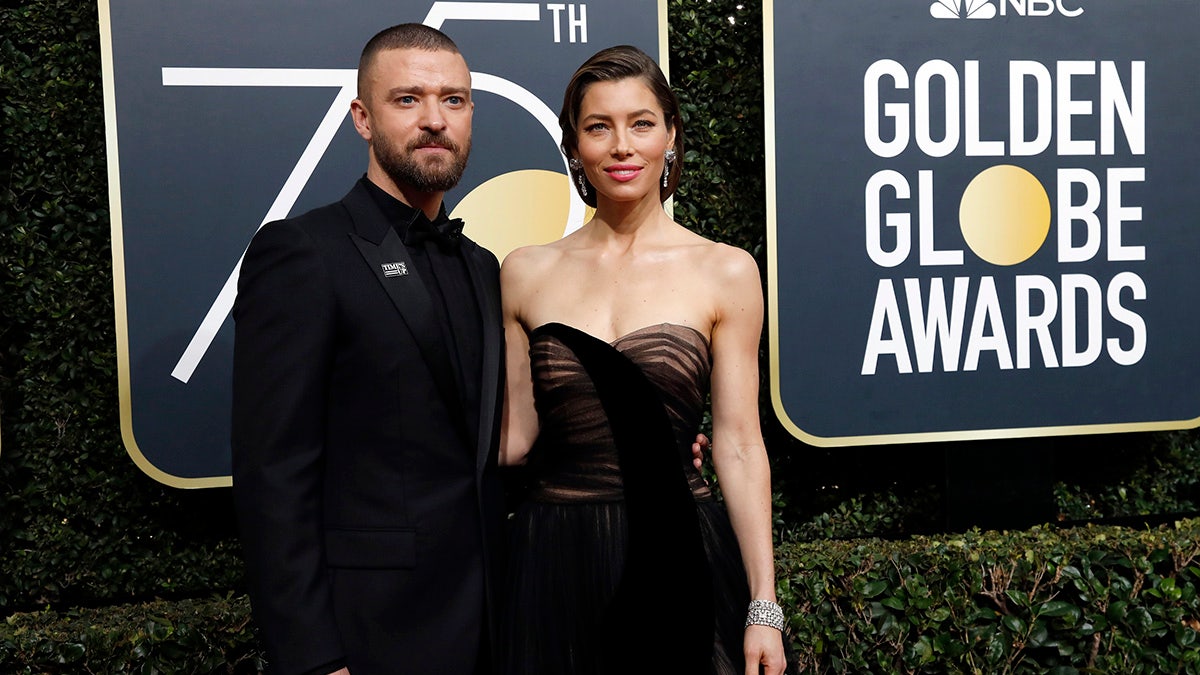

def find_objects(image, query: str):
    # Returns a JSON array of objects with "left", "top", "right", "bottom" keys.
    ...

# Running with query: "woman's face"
[{"left": 573, "top": 77, "right": 675, "bottom": 206}]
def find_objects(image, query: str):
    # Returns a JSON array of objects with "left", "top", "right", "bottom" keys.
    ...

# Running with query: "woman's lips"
[{"left": 604, "top": 164, "right": 643, "bottom": 182}]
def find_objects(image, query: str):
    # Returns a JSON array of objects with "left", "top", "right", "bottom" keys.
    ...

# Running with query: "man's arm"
[{"left": 231, "top": 219, "right": 345, "bottom": 674}]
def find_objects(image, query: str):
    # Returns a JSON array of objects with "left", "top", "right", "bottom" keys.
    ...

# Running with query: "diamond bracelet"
[{"left": 745, "top": 599, "right": 786, "bottom": 631}]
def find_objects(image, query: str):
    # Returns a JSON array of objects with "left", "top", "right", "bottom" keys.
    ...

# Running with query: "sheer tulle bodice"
[{"left": 525, "top": 322, "right": 713, "bottom": 503}]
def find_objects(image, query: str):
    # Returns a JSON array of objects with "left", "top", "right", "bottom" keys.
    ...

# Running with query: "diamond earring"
[
  {"left": 568, "top": 158, "right": 587, "bottom": 197},
  {"left": 662, "top": 149, "right": 677, "bottom": 188}
]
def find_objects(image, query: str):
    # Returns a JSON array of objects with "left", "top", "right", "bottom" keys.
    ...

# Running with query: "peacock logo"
[{"left": 930, "top": 0, "right": 997, "bottom": 19}]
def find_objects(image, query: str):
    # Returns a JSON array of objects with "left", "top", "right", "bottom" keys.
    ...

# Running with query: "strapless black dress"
[{"left": 501, "top": 322, "right": 791, "bottom": 674}]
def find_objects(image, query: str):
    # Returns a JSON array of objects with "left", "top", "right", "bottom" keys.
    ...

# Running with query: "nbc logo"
[
  {"left": 930, "top": 0, "right": 995, "bottom": 18},
  {"left": 930, "top": 0, "right": 1083, "bottom": 19}
]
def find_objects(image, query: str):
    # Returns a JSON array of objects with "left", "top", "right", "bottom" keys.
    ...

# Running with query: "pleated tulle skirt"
[{"left": 500, "top": 497, "right": 761, "bottom": 675}]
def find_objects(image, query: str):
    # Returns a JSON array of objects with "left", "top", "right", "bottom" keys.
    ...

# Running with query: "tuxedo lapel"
[{"left": 342, "top": 185, "right": 463, "bottom": 427}]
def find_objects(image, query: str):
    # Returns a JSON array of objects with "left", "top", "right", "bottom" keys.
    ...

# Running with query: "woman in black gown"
[{"left": 499, "top": 45, "right": 793, "bottom": 675}]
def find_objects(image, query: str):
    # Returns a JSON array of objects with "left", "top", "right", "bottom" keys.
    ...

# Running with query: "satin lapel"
[
  {"left": 463, "top": 241, "right": 502, "bottom": 473},
  {"left": 343, "top": 188, "right": 462, "bottom": 420}
]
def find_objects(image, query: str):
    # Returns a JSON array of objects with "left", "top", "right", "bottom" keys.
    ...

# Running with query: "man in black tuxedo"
[{"left": 231, "top": 23, "right": 504, "bottom": 675}]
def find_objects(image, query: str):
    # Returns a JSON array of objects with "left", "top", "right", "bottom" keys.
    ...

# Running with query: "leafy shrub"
[
  {"left": 1056, "top": 431, "right": 1200, "bottom": 522},
  {"left": 777, "top": 519, "right": 1200, "bottom": 673},
  {"left": 1, "top": 0, "right": 246, "bottom": 613},
  {"left": 0, "top": 594, "right": 265, "bottom": 674},
  {"left": 7, "top": 522, "right": 1200, "bottom": 674}
]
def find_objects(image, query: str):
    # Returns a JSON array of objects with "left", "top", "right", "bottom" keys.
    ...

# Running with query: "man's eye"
[{"left": 398, "top": 96, "right": 416, "bottom": 105}]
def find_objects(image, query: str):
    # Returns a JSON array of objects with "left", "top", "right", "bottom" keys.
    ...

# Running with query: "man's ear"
[{"left": 350, "top": 98, "right": 371, "bottom": 141}]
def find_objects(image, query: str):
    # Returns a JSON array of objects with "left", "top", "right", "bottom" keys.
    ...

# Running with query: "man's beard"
[{"left": 374, "top": 130, "right": 470, "bottom": 193}]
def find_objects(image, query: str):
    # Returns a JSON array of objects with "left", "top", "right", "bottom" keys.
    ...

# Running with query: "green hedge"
[
  {"left": 1, "top": 0, "right": 247, "bottom": 613},
  {"left": 6, "top": 520, "right": 1200, "bottom": 673},
  {"left": 0, "top": 594, "right": 264, "bottom": 674},
  {"left": 778, "top": 520, "right": 1200, "bottom": 674}
]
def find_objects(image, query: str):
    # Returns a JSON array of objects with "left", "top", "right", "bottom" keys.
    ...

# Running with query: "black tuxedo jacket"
[{"left": 231, "top": 180, "right": 505, "bottom": 675}]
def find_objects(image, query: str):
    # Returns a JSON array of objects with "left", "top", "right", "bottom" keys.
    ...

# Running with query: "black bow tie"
[{"left": 404, "top": 217, "right": 464, "bottom": 251}]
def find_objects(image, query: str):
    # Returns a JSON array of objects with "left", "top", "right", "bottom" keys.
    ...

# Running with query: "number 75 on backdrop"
[{"left": 100, "top": 0, "right": 666, "bottom": 486}]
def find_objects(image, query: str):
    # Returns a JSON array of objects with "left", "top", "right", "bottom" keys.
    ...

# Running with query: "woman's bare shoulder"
[
  {"left": 687, "top": 236, "right": 758, "bottom": 277},
  {"left": 501, "top": 242, "right": 560, "bottom": 276}
]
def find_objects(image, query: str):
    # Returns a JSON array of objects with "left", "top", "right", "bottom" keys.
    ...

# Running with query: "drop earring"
[
  {"left": 662, "top": 149, "right": 677, "bottom": 188},
  {"left": 569, "top": 158, "right": 587, "bottom": 197}
]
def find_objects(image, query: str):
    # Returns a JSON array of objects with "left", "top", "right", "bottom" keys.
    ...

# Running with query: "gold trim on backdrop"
[
  {"left": 660, "top": 0, "right": 673, "bottom": 219},
  {"left": 99, "top": 0, "right": 232, "bottom": 488},
  {"left": 658, "top": 0, "right": 669, "bottom": 76},
  {"left": 761, "top": 0, "right": 1199, "bottom": 449}
]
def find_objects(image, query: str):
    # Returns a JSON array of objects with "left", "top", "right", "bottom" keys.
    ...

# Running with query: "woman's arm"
[
  {"left": 498, "top": 247, "right": 541, "bottom": 466},
  {"left": 706, "top": 245, "right": 787, "bottom": 675}
]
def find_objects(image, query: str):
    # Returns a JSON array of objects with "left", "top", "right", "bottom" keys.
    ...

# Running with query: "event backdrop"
[
  {"left": 100, "top": 0, "right": 666, "bottom": 486},
  {"left": 766, "top": 0, "right": 1199, "bottom": 446}
]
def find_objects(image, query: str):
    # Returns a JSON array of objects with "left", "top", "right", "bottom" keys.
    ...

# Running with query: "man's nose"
[{"left": 420, "top": 103, "right": 447, "bottom": 131}]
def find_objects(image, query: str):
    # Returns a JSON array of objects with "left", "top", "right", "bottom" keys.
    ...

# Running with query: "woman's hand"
[{"left": 744, "top": 624, "right": 787, "bottom": 675}]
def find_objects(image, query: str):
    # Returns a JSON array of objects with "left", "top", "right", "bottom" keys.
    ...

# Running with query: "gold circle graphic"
[
  {"left": 958, "top": 164, "right": 1050, "bottom": 266},
  {"left": 452, "top": 169, "right": 592, "bottom": 263}
]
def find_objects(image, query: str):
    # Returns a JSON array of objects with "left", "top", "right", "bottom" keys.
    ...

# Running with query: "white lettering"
[
  {"left": 864, "top": 59, "right": 1139, "bottom": 158},
  {"left": 1061, "top": 273, "right": 1103, "bottom": 367},
  {"left": 915, "top": 60, "right": 960, "bottom": 158},
  {"left": 1106, "top": 167, "right": 1145, "bottom": 262},
  {"left": 862, "top": 279, "right": 913, "bottom": 375},
  {"left": 963, "top": 276, "right": 1013, "bottom": 371},
  {"left": 1015, "top": 275, "right": 1060, "bottom": 368},
  {"left": 905, "top": 277, "right": 970, "bottom": 373},
  {"left": 917, "top": 170, "right": 963, "bottom": 266},
  {"left": 965, "top": 61, "right": 1004, "bottom": 156},
  {"left": 860, "top": 274, "right": 1146, "bottom": 374},
  {"left": 1100, "top": 61, "right": 1144, "bottom": 155},
  {"left": 1009, "top": 61, "right": 1052, "bottom": 156},
  {"left": 865, "top": 170, "right": 911, "bottom": 267},
  {"left": 1106, "top": 271, "right": 1146, "bottom": 365},
  {"left": 1056, "top": 168, "right": 1102, "bottom": 263},
  {"left": 864, "top": 60, "right": 909, "bottom": 158},
  {"left": 1056, "top": 61, "right": 1096, "bottom": 156}
]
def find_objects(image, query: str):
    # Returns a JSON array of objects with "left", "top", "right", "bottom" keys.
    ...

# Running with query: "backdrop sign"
[
  {"left": 100, "top": 0, "right": 666, "bottom": 486},
  {"left": 766, "top": 0, "right": 1200, "bottom": 446}
]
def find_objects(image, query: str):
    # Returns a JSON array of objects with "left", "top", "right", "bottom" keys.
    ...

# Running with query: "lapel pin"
[{"left": 380, "top": 261, "right": 408, "bottom": 278}]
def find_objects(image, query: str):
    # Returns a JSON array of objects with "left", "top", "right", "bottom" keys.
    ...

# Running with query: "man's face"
[{"left": 352, "top": 48, "right": 473, "bottom": 194}]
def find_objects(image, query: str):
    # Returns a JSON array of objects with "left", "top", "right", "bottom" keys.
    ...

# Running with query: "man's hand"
[{"left": 691, "top": 433, "right": 710, "bottom": 469}]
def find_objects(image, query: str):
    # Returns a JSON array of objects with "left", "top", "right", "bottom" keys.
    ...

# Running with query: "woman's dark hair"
[{"left": 559, "top": 45, "right": 684, "bottom": 207}]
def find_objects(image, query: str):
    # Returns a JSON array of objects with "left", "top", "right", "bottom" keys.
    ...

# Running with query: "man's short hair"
[{"left": 357, "top": 23, "right": 462, "bottom": 98}]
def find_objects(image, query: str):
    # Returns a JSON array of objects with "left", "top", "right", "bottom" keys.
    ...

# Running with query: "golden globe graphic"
[
  {"left": 767, "top": 0, "right": 1198, "bottom": 445},
  {"left": 454, "top": 169, "right": 594, "bottom": 262},
  {"left": 958, "top": 165, "right": 1051, "bottom": 267}
]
